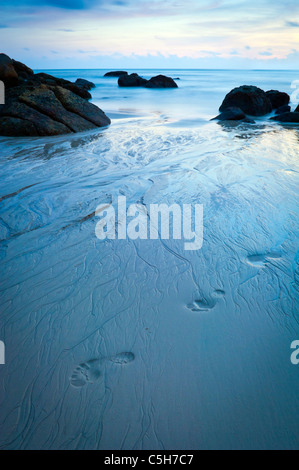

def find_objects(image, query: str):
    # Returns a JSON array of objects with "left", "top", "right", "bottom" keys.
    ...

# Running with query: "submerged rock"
[
  {"left": 212, "top": 106, "right": 247, "bottom": 121},
  {"left": 105, "top": 71, "right": 128, "bottom": 77},
  {"left": 271, "top": 112, "right": 299, "bottom": 123},
  {"left": 266, "top": 90, "right": 290, "bottom": 109},
  {"left": 219, "top": 85, "right": 272, "bottom": 116},
  {"left": 118, "top": 73, "right": 148, "bottom": 87},
  {"left": 0, "top": 54, "right": 111, "bottom": 136},
  {"left": 145, "top": 75, "right": 178, "bottom": 89},
  {"left": 275, "top": 105, "right": 291, "bottom": 115}
]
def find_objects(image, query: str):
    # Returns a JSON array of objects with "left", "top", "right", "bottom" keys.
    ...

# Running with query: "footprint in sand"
[
  {"left": 70, "top": 352, "right": 135, "bottom": 388},
  {"left": 187, "top": 290, "right": 225, "bottom": 312},
  {"left": 246, "top": 251, "right": 282, "bottom": 268}
]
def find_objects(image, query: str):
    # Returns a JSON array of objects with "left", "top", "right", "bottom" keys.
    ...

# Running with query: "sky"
[{"left": 0, "top": 0, "right": 299, "bottom": 69}]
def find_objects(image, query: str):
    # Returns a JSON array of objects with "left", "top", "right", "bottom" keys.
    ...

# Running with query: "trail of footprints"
[
  {"left": 187, "top": 251, "right": 283, "bottom": 312},
  {"left": 71, "top": 251, "right": 283, "bottom": 385},
  {"left": 70, "top": 352, "right": 135, "bottom": 388}
]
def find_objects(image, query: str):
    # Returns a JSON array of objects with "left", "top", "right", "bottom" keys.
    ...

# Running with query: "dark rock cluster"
[
  {"left": 214, "top": 85, "right": 298, "bottom": 124},
  {"left": 0, "top": 54, "right": 110, "bottom": 136},
  {"left": 113, "top": 72, "right": 178, "bottom": 89}
]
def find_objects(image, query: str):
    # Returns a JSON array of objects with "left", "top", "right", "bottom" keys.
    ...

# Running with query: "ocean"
[{"left": 0, "top": 69, "right": 298, "bottom": 450}]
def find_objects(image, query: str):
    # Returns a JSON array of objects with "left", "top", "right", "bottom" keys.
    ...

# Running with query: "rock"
[
  {"left": 30, "top": 73, "right": 91, "bottom": 99},
  {"left": 0, "top": 83, "right": 110, "bottom": 136},
  {"left": 19, "top": 85, "right": 98, "bottom": 132},
  {"left": 271, "top": 112, "right": 299, "bottom": 123},
  {"left": 75, "top": 78, "right": 95, "bottom": 90},
  {"left": 0, "top": 53, "right": 19, "bottom": 87},
  {"left": 145, "top": 75, "right": 178, "bottom": 89},
  {"left": 0, "top": 116, "right": 38, "bottom": 136},
  {"left": 118, "top": 73, "right": 148, "bottom": 87},
  {"left": 0, "top": 54, "right": 34, "bottom": 87},
  {"left": 266, "top": 90, "right": 290, "bottom": 109},
  {"left": 52, "top": 86, "right": 110, "bottom": 128},
  {"left": 0, "top": 89, "right": 71, "bottom": 136},
  {"left": 105, "top": 71, "right": 128, "bottom": 77},
  {"left": 212, "top": 107, "right": 248, "bottom": 121},
  {"left": 295, "top": 105, "right": 299, "bottom": 113},
  {"left": 62, "top": 83, "right": 92, "bottom": 100},
  {"left": 11, "top": 59, "right": 34, "bottom": 80},
  {"left": 275, "top": 105, "right": 291, "bottom": 115},
  {"left": 219, "top": 85, "right": 272, "bottom": 116},
  {"left": 0, "top": 55, "right": 111, "bottom": 136}
]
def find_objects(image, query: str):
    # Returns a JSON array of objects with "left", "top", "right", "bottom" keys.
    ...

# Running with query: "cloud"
[
  {"left": 259, "top": 51, "right": 273, "bottom": 56},
  {"left": 1, "top": 0, "right": 299, "bottom": 69},
  {"left": 286, "top": 21, "right": 299, "bottom": 27}
]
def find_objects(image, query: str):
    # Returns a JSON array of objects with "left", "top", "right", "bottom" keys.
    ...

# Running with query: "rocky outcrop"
[
  {"left": 219, "top": 85, "right": 272, "bottom": 116},
  {"left": 266, "top": 90, "right": 290, "bottom": 109},
  {"left": 0, "top": 54, "right": 111, "bottom": 137},
  {"left": 212, "top": 107, "right": 248, "bottom": 122},
  {"left": 104, "top": 71, "right": 128, "bottom": 77},
  {"left": 271, "top": 112, "right": 299, "bottom": 123},
  {"left": 145, "top": 75, "right": 178, "bottom": 89},
  {"left": 118, "top": 73, "right": 148, "bottom": 87},
  {"left": 275, "top": 105, "right": 291, "bottom": 115}
]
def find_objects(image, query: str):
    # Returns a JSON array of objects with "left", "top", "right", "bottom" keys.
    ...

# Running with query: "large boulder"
[
  {"left": 19, "top": 85, "right": 98, "bottom": 132},
  {"left": 145, "top": 75, "right": 178, "bottom": 89},
  {"left": 0, "top": 54, "right": 19, "bottom": 87},
  {"left": 105, "top": 71, "right": 128, "bottom": 77},
  {"left": 219, "top": 85, "right": 272, "bottom": 116},
  {"left": 266, "top": 90, "right": 290, "bottom": 109},
  {"left": 0, "top": 83, "right": 111, "bottom": 136},
  {"left": 0, "top": 89, "right": 71, "bottom": 136},
  {"left": 118, "top": 73, "right": 148, "bottom": 87},
  {"left": 271, "top": 112, "right": 299, "bottom": 123},
  {"left": 212, "top": 107, "right": 247, "bottom": 121},
  {"left": 0, "top": 54, "right": 111, "bottom": 136}
]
